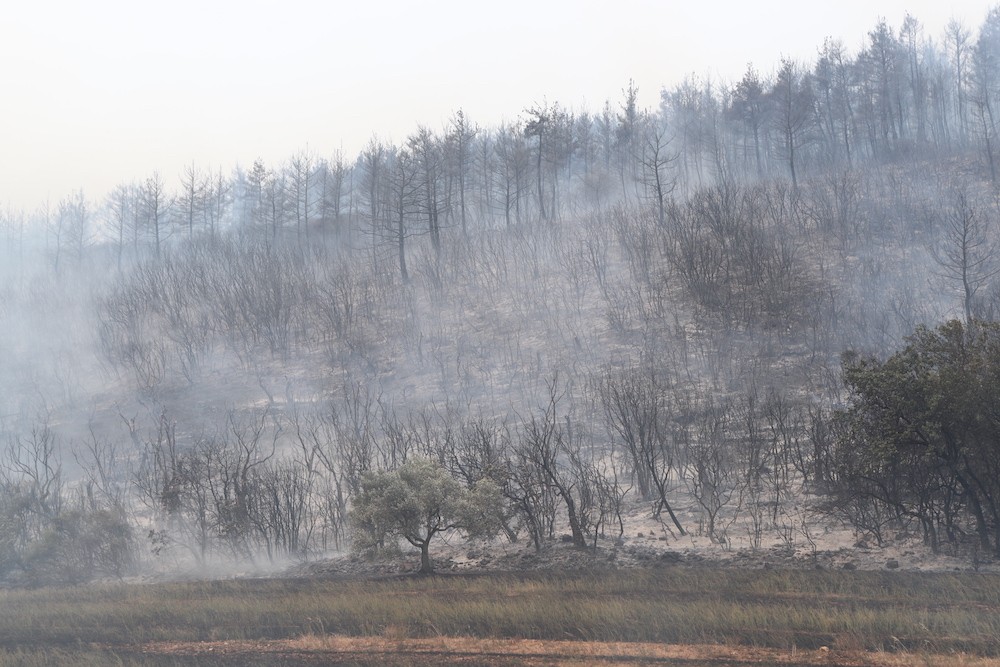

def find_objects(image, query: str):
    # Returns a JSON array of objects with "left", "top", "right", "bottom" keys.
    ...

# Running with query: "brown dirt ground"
[{"left": 129, "top": 636, "right": 1000, "bottom": 666}]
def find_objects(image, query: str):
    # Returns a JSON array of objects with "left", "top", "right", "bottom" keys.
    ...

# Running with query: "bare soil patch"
[{"left": 132, "top": 636, "right": 1000, "bottom": 666}]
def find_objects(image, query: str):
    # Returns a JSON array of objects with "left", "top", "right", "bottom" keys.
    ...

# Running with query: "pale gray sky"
[{"left": 0, "top": 0, "right": 995, "bottom": 211}]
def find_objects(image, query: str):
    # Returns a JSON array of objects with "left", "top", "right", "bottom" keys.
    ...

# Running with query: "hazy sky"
[{"left": 0, "top": 0, "right": 995, "bottom": 211}]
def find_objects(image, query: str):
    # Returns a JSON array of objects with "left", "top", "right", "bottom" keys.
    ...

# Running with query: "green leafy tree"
[
  {"left": 351, "top": 459, "right": 503, "bottom": 573},
  {"left": 833, "top": 320, "right": 1000, "bottom": 556}
]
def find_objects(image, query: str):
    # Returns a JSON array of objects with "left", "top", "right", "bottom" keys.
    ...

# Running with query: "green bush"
[
  {"left": 21, "top": 509, "right": 136, "bottom": 585},
  {"left": 352, "top": 458, "right": 503, "bottom": 573}
]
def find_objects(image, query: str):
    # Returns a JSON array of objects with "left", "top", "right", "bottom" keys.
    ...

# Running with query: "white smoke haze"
[
  {"left": 1, "top": 7, "right": 1000, "bottom": 583},
  {"left": 0, "top": 0, "right": 992, "bottom": 209}
]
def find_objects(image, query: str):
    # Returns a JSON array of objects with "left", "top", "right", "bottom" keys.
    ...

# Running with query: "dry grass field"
[{"left": 0, "top": 567, "right": 997, "bottom": 665}]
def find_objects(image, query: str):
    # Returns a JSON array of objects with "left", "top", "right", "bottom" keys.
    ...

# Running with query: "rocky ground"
[
  {"left": 288, "top": 496, "right": 1000, "bottom": 580},
  {"left": 290, "top": 537, "right": 997, "bottom": 581}
]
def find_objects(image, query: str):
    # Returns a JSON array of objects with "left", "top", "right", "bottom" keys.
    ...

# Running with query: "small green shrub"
[{"left": 20, "top": 509, "right": 136, "bottom": 585}]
